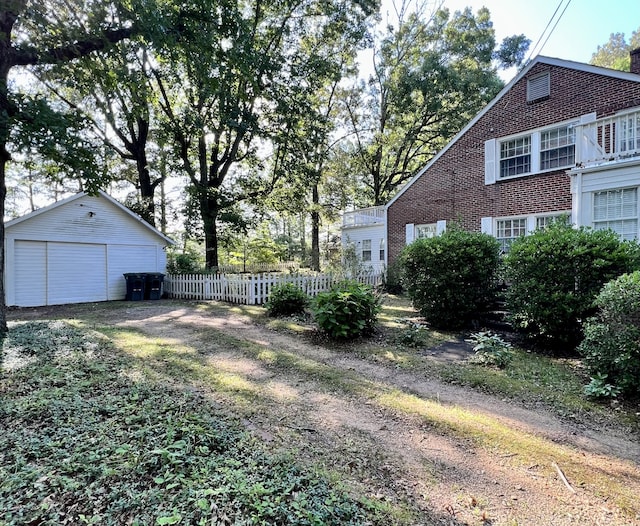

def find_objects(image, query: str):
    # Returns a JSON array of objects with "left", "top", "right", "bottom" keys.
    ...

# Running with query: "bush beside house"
[
  {"left": 504, "top": 223, "right": 639, "bottom": 351},
  {"left": 400, "top": 228, "right": 501, "bottom": 330},
  {"left": 579, "top": 271, "right": 640, "bottom": 398}
]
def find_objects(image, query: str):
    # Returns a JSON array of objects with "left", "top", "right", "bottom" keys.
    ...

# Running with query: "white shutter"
[
  {"left": 484, "top": 139, "right": 497, "bottom": 185},
  {"left": 405, "top": 223, "right": 415, "bottom": 244},
  {"left": 436, "top": 220, "right": 447, "bottom": 235},
  {"left": 481, "top": 217, "right": 493, "bottom": 235}
]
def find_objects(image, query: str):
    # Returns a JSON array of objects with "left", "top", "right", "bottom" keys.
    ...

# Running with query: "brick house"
[{"left": 343, "top": 52, "right": 640, "bottom": 269}]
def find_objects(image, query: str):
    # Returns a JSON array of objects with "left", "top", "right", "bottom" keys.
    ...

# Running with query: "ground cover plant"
[
  {"left": 0, "top": 321, "right": 378, "bottom": 525},
  {"left": 3, "top": 298, "right": 640, "bottom": 525}
]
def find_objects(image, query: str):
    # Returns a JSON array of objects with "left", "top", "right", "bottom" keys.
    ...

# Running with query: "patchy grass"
[
  {"left": 4, "top": 297, "right": 640, "bottom": 524},
  {"left": 0, "top": 321, "right": 395, "bottom": 526}
]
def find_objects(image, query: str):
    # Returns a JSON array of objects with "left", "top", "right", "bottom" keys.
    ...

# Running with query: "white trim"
[
  {"left": 436, "top": 220, "right": 447, "bottom": 234},
  {"left": 386, "top": 56, "right": 640, "bottom": 208}
]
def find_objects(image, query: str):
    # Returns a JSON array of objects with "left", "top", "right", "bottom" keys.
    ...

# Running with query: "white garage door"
[
  {"left": 47, "top": 242, "right": 108, "bottom": 305},
  {"left": 14, "top": 240, "right": 47, "bottom": 307},
  {"left": 13, "top": 241, "right": 108, "bottom": 306}
]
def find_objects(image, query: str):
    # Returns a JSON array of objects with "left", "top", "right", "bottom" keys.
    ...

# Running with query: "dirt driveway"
[{"left": 10, "top": 300, "right": 640, "bottom": 525}]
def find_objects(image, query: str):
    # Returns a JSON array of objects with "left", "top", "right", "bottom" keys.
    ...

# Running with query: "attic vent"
[{"left": 527, "top": 72, "right": 550, "bottom": 102}]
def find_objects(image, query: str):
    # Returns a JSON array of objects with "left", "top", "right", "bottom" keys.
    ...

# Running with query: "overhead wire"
[{"left": 524, "top": 0, "right": 573, "bottom": 63}]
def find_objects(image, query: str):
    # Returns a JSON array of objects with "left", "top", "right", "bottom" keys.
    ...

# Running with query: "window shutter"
[
  {"left": 436, "top": 220, "right": 447, "bottom": 235},
  {"left": 405, "top": 223, "right": 415, "bottom": 244},
  {"left": 481, "top": 217, "right": 493, "bottom": 235},
  {"left": 484, "top": 139, "right": 496, "bottom": 185}
]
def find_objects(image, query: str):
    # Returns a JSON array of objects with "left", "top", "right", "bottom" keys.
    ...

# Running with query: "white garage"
[{"left": 5, "top": 191, "right": 175, "bottom": 307}]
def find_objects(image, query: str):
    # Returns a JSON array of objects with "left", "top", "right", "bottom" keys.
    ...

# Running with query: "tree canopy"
[{"left": 590, "top": 27, "right": 640, "bottom": 71}]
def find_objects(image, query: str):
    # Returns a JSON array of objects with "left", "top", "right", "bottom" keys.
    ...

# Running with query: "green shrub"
[
  {"left": 466, "top": 331, "right": 514, "bottom": 368},
  {"left": 399, "top": 227, "right": 501, "bottom": 330},
  {"left": 579, "top": 271, "right": 640, "bottom": 397},
  {"left": 265, "top": 283, "right": 309, "bottom": 317},
  {"left": 504, "top": 223, "right": 639, "bottom": 350},
  {"left": 381, "top": 260, "right": 404, "bottom": 294},
  {"left": 312, "top": 281, "right": 381, "bottom": 339},
  {"left": 166, "top": 247, "right": 202, "bottom": 273}
]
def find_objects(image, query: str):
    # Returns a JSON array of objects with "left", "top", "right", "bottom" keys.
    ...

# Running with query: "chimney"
[{"left": 631, "top": 47, "right": 640, "bottom": 75}]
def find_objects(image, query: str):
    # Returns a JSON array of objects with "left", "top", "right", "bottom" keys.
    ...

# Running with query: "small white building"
[
  {"left": 341, "top": 206, "right": 386, "bottom": 274},
  {"left": 5, "top": 190, "right": 175, "bottom": 307}
]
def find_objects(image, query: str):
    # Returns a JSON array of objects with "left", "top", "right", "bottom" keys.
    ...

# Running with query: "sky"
[
  {"left": 379, "top": 0, "right": 640, "bottom": 81},
  {"left": 444, "top": 0, "right": 639, "bottom": 77}
]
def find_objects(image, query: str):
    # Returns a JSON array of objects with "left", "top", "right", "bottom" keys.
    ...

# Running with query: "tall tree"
[
  {"left": 143, "top": 0, "right": 377, "bottom": 269},
  {"left": 344, "top": 2, "right": 529, "bottom": 205},
  {"left": 590, "top": 28, "right": 640, "bottom": 71},
  {"left": 36, "top": 40, "right": 163, "bottom": 225},
  {"left": 0, "top": 0, "right": 136, "bottom": 333}
]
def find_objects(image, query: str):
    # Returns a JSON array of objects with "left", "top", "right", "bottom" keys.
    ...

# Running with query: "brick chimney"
[{"left": 631, "top": 47, "right": 640, "bottom": 75}]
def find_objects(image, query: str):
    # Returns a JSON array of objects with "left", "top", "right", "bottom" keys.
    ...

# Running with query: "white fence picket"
[{"left": 164, "top": 271, "right": 383, "bottom": 305}]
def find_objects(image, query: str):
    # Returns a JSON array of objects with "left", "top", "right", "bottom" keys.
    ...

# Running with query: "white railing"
[
  {"left": 342, "top": 206, "right": 385, "bottom": 227},
  {"left": 164, "top": 272, "right": 383, "bottom": 305},
  {"left": 575, "top": 107, "right": 640, "bottom": 166}
]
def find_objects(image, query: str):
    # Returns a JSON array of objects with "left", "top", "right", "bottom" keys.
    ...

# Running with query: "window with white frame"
[
  {"left": 593, "top": 188, "right": 638, "bottom": 240},
  {"left": 536, "top": 213, "right": 570, "bottom": 230},
  {"left": 496, "top": 217, "right": 527, "bottom": 252},
  {"left": 500, "top": 136, "right": 531, "bottom": 178},
  {"left": 379, "top": 238, "right": 385, "bottom": 261},
  {"left": 415, "top": 223, "right": 437, "bottom": 239},
  {"left": 488, "top": 121, "right": 578, "bottom": 183},
  {"left": 361, "top": 239, "right": 372, "bottom": 261},
  {"left": 620, "top": 112, "right": 640, "bottom": 153},
  {"left": 540, "top": 124, "right": 576, "bottom": 170}
]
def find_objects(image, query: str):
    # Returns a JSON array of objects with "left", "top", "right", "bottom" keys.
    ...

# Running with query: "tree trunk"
[
  {"left": 201, "top": 195, "right": 219, "bottom": 269},
  {"left": 310, "top": 184, "right": 320, "bottom": 271}
]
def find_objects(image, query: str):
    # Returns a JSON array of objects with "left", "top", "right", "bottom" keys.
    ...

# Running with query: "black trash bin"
[
  {"left": 124, "top": 273, "right": 146, "bottom": 301},
  {"left": 145, "top": 273, "right": 165, "bottom": 300}
]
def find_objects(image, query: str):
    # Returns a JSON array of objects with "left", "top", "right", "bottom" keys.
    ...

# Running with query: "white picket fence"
[{"left": 164, "top": 272, "right": 383, "bottom": 305}]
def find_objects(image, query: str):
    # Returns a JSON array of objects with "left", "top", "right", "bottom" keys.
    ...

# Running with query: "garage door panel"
[
  {"left": 47, "top": 243, "right": 107, "bottom": 305},
  {"left": 14, "top": 240, "right": 47, "bottom": 307}
]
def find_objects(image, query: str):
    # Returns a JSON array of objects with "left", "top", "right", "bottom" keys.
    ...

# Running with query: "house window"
[
  {"left": 620, "top": 113, "right": 640, "bottom": 153},
  {"left": 415, "top": 223, "right": 437, "bottom": 239},
  {"left": 540, "top": 125, "right": 575, "bottom": 170},
  {"left": 496, "top": 218, "right": 527, "bottom": 252},
  {"left": 361, "top": 239, "right": 372, "bottom": 261},
  {"left": 527, "top": 72, "right": 550, "bottom": 102},
  {"left": 379, "top": 239, "right": 385, "bottom": 261},
  {"left": 536, "top": 213, "right": 570, "bottom": 230},
  {"left": 593, "top": 188, "right": 638, "bottom": 240},
  {"left": 500, "top": 136, "right": 531, "bottom": 178}
]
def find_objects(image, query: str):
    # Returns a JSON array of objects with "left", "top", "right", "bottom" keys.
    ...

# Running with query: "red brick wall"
[{"left": 387, "top": 62, "right": 640, "bottom": 265}]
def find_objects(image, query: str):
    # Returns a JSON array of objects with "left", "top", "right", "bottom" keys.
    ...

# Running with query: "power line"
[{"left": 525, "top": 0, "right": 573, "bottom": 63}]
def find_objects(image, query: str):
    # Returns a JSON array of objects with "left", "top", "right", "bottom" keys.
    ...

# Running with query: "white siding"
[
  {"left": 14, "top": 241, "right": 47, "bottom": 307},
  {"left": 342, "top": 224, "right": 386, "bottom": 273},
  {"left": 576, "top": 164, "right": 640, "bottom": 231},
  {"left": 7, "top": 194, "right": 163, "bottom": 245},
  {"left": 108, "top": 245, "right": 160, "bottom": 300}
]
